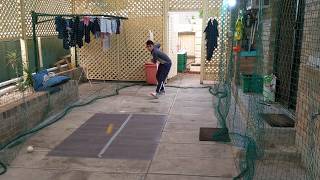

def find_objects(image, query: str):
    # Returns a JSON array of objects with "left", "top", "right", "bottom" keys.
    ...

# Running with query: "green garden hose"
[{"left": 0, "top": 82, "right": 214, "bottom": 175}]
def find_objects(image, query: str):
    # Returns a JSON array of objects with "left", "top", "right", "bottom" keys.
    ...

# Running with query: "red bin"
[{"left": 144, "top": 63, "right": 157, "bottom": 85}]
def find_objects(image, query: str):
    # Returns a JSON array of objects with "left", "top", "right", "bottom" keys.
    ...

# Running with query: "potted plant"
[
  {"left": 6, "top": 50, "right": 21, "bottom": 79},
  {"left": 6, "top": 50, "right": 33, "bottom": 92}
]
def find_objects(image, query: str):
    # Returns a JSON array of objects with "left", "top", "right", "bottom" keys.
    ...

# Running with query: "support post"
[
  {"left": 31, "top": 11, "right": 39, "bottom": 72},
  {"left": 163, "top": 0, "right": 169, "bottom": 54},
  {"left": 38, "top": 37, "right": 43, "bottom": 68},
  {"left": 71, "top": 47, "right": 76, "bottom": 68},
  {"left": 200, "top": 0, "right": 209, "bottom": 84},
  {"left": 19, "top": 0, "right": 29, "bottom": 74}
]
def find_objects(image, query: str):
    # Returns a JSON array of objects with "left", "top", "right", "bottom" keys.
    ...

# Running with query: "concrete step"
[
  {"left": 262, "top": 144, "right": 301, "bottom": 162},
  {"left": 254, "top": 159, "right": 307, "bottom": 180},
  {"left": 261, "top": 127, "right": 296, "bottom": 147},
  {"left": 233, "top": 144, "right": 301, "bottom": 164}
]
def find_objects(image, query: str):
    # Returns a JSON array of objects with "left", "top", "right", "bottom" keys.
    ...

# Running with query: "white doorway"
[{"left": 167, "top": 11, "right": 202, "bottom": 79}]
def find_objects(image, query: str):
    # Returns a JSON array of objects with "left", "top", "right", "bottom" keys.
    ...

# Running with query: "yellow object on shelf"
[{"left": 234, "top": 17, "right": 244, "bottom": 41}]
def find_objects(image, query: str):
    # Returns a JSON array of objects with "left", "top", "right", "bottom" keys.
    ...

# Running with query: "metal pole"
[
  {"left": 34, "top": 12, "right": 128, "bottom": 20},
  {"left": 31, "top": 11, "right": 39, "bottom": 72}
]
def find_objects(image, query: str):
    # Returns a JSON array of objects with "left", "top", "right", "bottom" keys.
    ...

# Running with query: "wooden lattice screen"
[
  {"left": 0, "top": 0, "right": 23, "bottom": 40},
  {"left": 201, "top": 0, "right": 230, "bottom": 81},
  {"left": 76, "top": 0, "right": 164, "bottom": 81},
  {"left": 169, "top": 0, "right": 202, "bottom": 11},
  {"left": 24, "top": 0, "right": 73, "bottom": 37},
  {"left": 77, "top": 0, "right": 228, "bottom": 82},
  {"left": 0, "top": 0, "right": 72, "bottom": 40},
  {"left": 0, "top": 0, "right": 229, "bottom": 82}
]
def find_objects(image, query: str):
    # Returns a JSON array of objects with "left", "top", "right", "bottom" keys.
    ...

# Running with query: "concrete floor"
[{"left": 0, "top": 74, "right": 237, "bottom": 180}]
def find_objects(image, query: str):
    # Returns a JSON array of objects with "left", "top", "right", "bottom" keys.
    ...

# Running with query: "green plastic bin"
[
  {"left": 241, "top": 74, "right": 263, "bottom": 93},
  {"left": 177, "top": 52, "right": 187, "bottom": 72}
]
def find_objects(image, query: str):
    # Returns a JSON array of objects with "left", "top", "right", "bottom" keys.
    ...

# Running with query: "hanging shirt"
[{"left": 204, "top": 18, "right": 219, "bottom": 61}]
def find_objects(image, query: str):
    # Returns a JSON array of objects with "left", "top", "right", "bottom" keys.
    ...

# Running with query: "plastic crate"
[
  {"left": 240, "top": 74, "right": 263, "bottom": 93},
  {"left": 240, "top": 51, "right": 257, "bottom": 57}
]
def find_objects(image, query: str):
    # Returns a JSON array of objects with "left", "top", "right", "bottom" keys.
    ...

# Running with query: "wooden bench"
[{"left": 54, "top": 55, "right": 72, "bottom": 72}]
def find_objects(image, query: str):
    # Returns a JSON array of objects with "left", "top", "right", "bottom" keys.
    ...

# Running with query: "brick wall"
[
  {"left": 295, "top": 0, "right": 320, "bottom": 178},
  {"left": 0, "top": 80, "right": 78, "bottom": 145},
  {"left": 262, "top": 0, "right": 279, "bottom": 75}
]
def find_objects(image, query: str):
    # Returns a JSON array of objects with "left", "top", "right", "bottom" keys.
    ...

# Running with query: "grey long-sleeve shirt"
[{"left": 151, "top": 44, "right": 172, "bottom": 64}]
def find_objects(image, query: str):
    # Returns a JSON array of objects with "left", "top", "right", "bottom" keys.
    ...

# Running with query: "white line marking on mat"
[{"left": 98, "top": 114, "right": 132, "bottom": 158}]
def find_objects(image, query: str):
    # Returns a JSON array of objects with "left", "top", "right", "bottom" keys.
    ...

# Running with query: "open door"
[{"left": 167, "top": 12, "right": 178, "bottom": 79}]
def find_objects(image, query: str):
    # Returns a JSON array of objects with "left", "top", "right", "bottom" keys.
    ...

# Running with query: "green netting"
[
  {"left": 1, "top": 0, "right": 320, "bottom": 179},
  {"left": 212, "top": 0, "right": 320, "bottom": 179}
]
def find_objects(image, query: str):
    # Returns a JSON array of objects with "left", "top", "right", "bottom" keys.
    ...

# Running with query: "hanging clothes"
[
  {"left": 68, "top": 19, "right": 76, "bottom": 48},
  {"left": 100, "top": 18, "right": 112, "bottom": 49},
  {"left": 82, "top": 16, "right": 92, "bottom": 44},
  {"left": 73, "top": 16, "right": 84, "bottom": 48},
  {"left": 116, "top": 19, "right": 121, "bottom": 34},
  {"left": 55, "top": 16, "right": 65, "bottom": 39},
  {"left": 102, "top": 34, "right": 111, "bottom": 49},
  {"left": 55, "top": 16, "right": 70, "bottom": 49},
  {"left": 111, "top": 19, "right": 117, "bottom": 34},
  {"left": 204, "top": 18, "right": 219, "bottom": 61},
  {"left": 81, "top": 16, "right": 92, "bottom": 44},
  {"left": 55, "top": 16, "right": 84, "bottom": 49},
  {"left": 105, "top": 19, "right": 112, "bottom": 34},
  {"left": 83, "top": 16, "right": 90, "bottom": 26},
  {"left": 100, "top": 18, "right": 107, "bottom": 34},
  {"left": 91, "top": 17, "right": 101, "bottom": 38}
]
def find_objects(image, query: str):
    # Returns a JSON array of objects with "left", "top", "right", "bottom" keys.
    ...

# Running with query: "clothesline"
[
  {"left": 31, "top": 11, "right": 129, "bottom": 72},
  {"left": 35, "top": 12, "right": 128, "bottom": 19}
]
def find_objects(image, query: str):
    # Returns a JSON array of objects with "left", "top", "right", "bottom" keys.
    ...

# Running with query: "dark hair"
[{"left": 146, "top": 40, "right": 154, "bottom": 46}]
